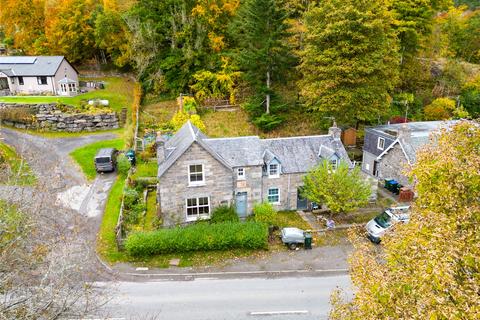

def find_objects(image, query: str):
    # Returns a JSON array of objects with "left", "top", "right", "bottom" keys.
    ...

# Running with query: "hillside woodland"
[{"left": 0, "top": 0, "right": 479, "bottom": 130}]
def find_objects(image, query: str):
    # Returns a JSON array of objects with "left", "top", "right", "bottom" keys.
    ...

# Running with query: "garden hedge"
[{"left": 125, "top": 221, "right": 268, "bottom": 256}]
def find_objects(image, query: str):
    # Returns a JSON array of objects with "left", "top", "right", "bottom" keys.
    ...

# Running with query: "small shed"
[{"left": 341, "top": 127, "right": 357, "bottom": 146}]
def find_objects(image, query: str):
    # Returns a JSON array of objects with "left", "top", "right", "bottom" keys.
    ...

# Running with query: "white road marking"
[{"left": 249, "top": 310, "right": 309, "bottom": 316}]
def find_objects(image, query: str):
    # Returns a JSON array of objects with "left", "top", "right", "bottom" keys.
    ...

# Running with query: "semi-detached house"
[{"left": 156, "top": 121, "right": 352, "bottom": 226}]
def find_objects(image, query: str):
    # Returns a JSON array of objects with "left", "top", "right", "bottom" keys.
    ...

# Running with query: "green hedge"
[{"left": 125, "top": 221, "right": 268, "bottom": 256}]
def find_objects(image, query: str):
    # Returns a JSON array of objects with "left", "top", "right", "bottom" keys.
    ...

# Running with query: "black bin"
[{"left": 304, "top": 233, "right": 312, "bottom": 250}]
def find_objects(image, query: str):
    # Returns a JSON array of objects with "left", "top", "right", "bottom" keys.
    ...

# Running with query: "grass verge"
[
  {"left": 70, "top": 138, "right": 124, "bottom": 180},
  {"left": 0, "top": 142, "right": 36, "bottom": 185},
  {"left": 273, "top": 211, "right": 311, "bottom": 230},
  {"left": 97, "top": 175, "right": 126, "bottom": 262}
]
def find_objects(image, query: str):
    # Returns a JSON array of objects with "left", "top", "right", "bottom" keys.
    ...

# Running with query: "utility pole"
[{"left": 266, "top": 71, "right": 270, "bottom": 114}]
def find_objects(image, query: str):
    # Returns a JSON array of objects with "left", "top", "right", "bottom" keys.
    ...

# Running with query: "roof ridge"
[
  {"left": 263, "top": 134, "right": 331, "bottom": 141},
  {"left": 204, "top": 136, "right": 260, "bottom": 141}
]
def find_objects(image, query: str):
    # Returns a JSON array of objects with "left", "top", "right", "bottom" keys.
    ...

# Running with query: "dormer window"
[
  {"left": 330, "top": 159, "right": 338, "bottom": 170},
  {"left": 237, "top": 167, "right": 245, "bottom": 180},
  {"left": 188, "top": 164, "right": 204, "bottom": 186},
  {"left": 377, "top": 137, "right": 385, "bottom": 150},
  {"left": 268, "top": 163, "right": 280, "bottom": 177}
]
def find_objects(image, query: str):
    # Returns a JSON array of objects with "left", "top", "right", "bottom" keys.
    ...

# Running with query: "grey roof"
[
  {"left": 376, "top": 121, "right": 459, "bottom": 164},
  {"left": 204, "top": 136, "right": 264, "bottom": 166},
  {"left": 0, "top": 56, "right": 67, "bottom": 76},
  {"left": 157, "top": 121, "right": 232, "bottom": 177},
  {"left": 366, "top": 120, "right": 458, "bottom": 138},
  {"left": 263, "top": 136, "right": 352, "bottom": 173},
  {"left": 157, "top": 121, "right": 352, "bottom": 177}
]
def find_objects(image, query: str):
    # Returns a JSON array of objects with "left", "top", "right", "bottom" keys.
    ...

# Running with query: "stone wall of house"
[
  {"left": 158, "top": 142, "right": 234, "bottom": 227},
  {"left": 376, "top": 144, "right": 411, "bottom": 187},
  {"left": 262, "top": 172, "right": 305, "bottom": 211},
  {"left": 233, "top": 165, "right": 263, "bottom": 215},
  {"left": 0, "top": 103, "right": 119, "bottom": 132}
]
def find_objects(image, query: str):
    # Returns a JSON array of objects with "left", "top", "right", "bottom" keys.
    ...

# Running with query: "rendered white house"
[{"left": 0, "top": 56, "right": 79, "bottom": 96}]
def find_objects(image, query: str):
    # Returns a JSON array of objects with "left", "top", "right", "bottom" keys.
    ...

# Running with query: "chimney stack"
[
  {"left": 156, "top": 133, "right": 166, "bottom": 164},
  {"left": 397, "top": 123, "right": 411, "bottom": 144},
  {"left": 328, "top": 121, "right": 342, "bottom": 140}
]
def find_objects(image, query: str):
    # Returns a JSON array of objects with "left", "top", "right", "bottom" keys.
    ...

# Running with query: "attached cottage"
[
  {"left": 156, "top": 121, "right": 352, "bottom": 226},
  {"left": 361, "top": 120, "right": 458, "bottom": 187},
  {"left": 0, "top": 56, "right": 79, "bottom": 96}
]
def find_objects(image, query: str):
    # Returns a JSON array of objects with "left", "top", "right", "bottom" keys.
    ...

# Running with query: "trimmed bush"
[
  {"left": 117, "top": 154, "right": 131, "bottom": 177},
  {"left": 125, "top": 221, "right": 268, "bottom": 257},
  {"left": 253, "top": 202, "right": 277, "bottom": 225},
  {"left": 210, "top": 205, "right": 239, "bottom": 223}
]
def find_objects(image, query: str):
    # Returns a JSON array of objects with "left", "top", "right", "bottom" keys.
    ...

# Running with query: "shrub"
[
  {"left": 253, "top": 202, "right": 277, "bottom": 225},
  {"left": 252, "top": 113, "right": 284, "bottom": 132},
  {"left": 210, "top": 205, "right": 239, "bottom": 223},
  {"left": 123, "top": 187, "right": 139, "bottom": 210},
  {"left": 117, "top": 154, "right": 131, "bottom": 177},
  {"left": 0, "top": 107, "right": 35, "bottom": 124},
  {"left": 171, "top": 111, "right": 206, "bottom": 132},
  {"left": 125, "top": 221, "right": 268, "bottom": 256},
  {"left": 424, "top": 97, "right": 456, "bottom": 120}
]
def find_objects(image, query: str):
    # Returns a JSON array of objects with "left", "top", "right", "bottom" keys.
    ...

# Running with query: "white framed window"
[
  {"left": 330, "top": 159, "right": 338, "bottom": 170},
  {"left": 267, "top": 188, "right": 280, "bottom": 204},
  {"left": 377, "top": 137, "right": 385, "bottom": 150},
  {"left": 268, "top": 163, "right": 280, "bottom": 177},
  {"left": 37, "top": 76, "right": 47, "bottom": 85},
  {"left": 365, "top": 163, "right": 370, "bottom": 171},
  {"left": 188, "top": 164, "right": 204, "bottom": 186},
  {"left": 186, "top": 197, "right": 210, "bottom": 221},
  {"left": 237, "top": 167, "right": 245, "bottom": 180}
]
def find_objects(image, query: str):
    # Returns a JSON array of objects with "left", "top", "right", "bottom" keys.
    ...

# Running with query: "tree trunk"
[{"left": 266, "top": 70, "right": 270, "bottom": 114}]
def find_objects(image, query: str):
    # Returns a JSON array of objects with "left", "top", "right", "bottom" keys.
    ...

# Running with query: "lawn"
[
  {"left": 0, "top": 142, "right": 36, "bottom": 185},
  {"left": 273, "top": 211, "right": 311, "bottom": 230},
  {"left": 0, "top": 77, "right": 135, "bottom": 113},
  {"left": 132, "top": 160, "right": 158, "bottom": 179},
  {"left": 70, "top": 138, "right": 124, "bottom": 180}
]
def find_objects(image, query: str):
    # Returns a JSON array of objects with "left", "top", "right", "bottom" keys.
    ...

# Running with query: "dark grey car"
[{"left": 94, "top": 148, "right": 118, "bottom": 173}]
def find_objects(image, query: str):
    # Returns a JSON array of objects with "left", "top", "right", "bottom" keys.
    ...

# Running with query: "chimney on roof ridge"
[
  {"left": 397, "top": 123, "right": 411, "bottom": 143},
  {"left": 156, "top": 132, "right": 166, "bottom": 164},
  {"left": 328, "top": 121, "right": 341, "bottom": 140}
]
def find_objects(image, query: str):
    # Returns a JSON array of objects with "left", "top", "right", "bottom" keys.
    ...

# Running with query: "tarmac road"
[{"left": 93, "top": 275, "right": 352, "bottom": 320}]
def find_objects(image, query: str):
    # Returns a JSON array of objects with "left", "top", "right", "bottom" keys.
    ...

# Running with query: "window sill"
[
  {"left": 237, "top": 177, "right": 246, "bottom": 181},
  {"left": 268, "top": 201, "right": 280, "bottom": 205},
  {"left": 188, "top": 182, "right": 206, "bottom": 187},
  {"left": 268, "top": 175, "right": 280, "bottom": 179},
  {"left": 186, "top": 215, "right": 210, "bottom": 222}
]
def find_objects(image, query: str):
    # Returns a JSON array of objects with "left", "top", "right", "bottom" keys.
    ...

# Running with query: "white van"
[{"left": 366, "top": 206, "right": 410, "bottom": 243}]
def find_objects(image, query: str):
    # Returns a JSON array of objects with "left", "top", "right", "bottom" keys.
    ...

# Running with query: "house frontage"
[
  {"left": 362, "top": 120, "right": 458, "bottom": 187},
  {"left": 156, "top": 121, "right": 352, "bottom": 226},
  {"left": 0, "top": 56, "right": 79, "bottom": 96}
]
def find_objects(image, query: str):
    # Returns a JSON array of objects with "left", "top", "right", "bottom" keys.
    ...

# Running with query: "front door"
[
  {"left": 235, "top": 192, "right": 248, "bottom": 219},
  {"left": 297, "top": 187, "right": 308, "bottom": 210}
]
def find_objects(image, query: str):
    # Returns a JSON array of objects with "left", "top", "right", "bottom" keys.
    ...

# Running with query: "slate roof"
[
  {"left": 376, "top": 121, "right": 458, "bottom": 164},
  {"left": 0, "top": 56, "right": 69, "bottom": 76},
  {"left": 157, "top": 121, "right": 352, "bottom": 178}
]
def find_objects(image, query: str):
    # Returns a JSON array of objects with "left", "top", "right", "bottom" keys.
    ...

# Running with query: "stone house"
[
  {"left": 361, "top": 120, "right": 458, "bottom": 187},
  {"left": 0, "top": 56, "right": 79, "bottom": 96},
  {"left": 157, "top": 121, "right": 352, "bottom": 226}
]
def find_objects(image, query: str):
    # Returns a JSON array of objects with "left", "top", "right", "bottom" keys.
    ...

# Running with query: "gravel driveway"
[{"left": 0, "top": 127, "right": 118, "bottom": 280}]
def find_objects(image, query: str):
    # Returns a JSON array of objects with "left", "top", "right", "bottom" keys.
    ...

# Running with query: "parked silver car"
[
  {"left": 94, "top": 148, "right": 118, "bottom": 173},
  {"left": 366, "top": 206, "right": 410, "bottom": 243}
]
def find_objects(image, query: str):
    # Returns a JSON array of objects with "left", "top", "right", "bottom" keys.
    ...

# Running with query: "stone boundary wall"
[{"left": 0, "top": 103, "right": 119, "bottom": 132}]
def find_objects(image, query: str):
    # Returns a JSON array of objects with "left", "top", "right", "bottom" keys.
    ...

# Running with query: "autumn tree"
[
  {"left": 230, "top": 0, "right": 294, "bottom": 114},
  {"left": 302, "top": 161, "right": 371, "bottom": 215},
  {"left": 331, "top": 121, "right": 480, "bottom": 320},
  {"left": 95, "top": 0, "right": 132, "bottom": 67},
  {"left": 299, "top": 0, "right": 399, "bottom": 125},
  {"left": 0, "top": 0, "right": 45, "bottom": 54},
  {"left": 44, "top": 0, "right": 100, "bottom": 63}
]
